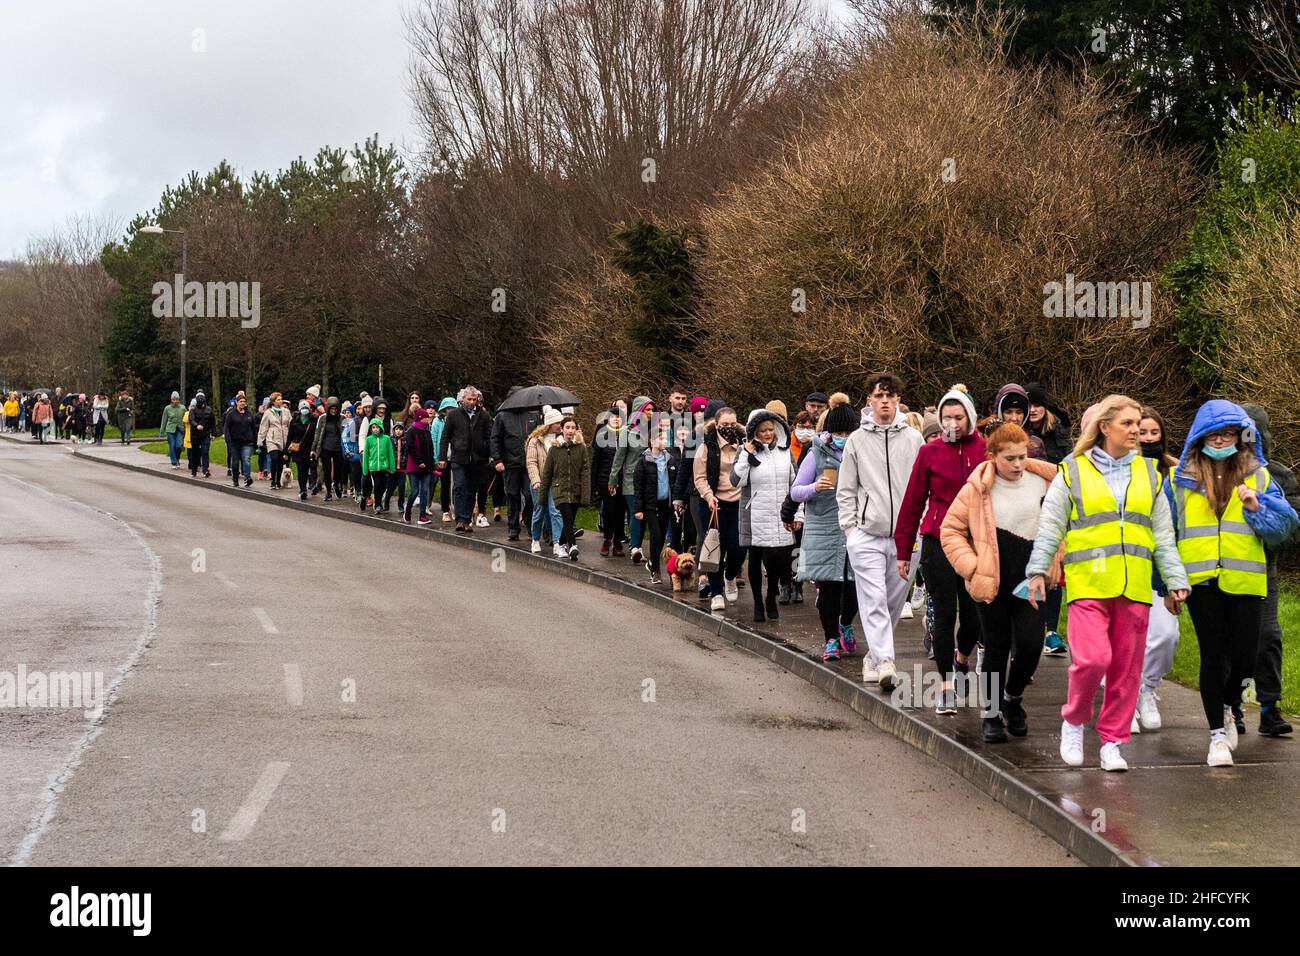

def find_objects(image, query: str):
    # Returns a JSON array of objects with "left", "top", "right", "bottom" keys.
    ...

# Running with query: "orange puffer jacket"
[{"left": 940, "top": 458, "right": 1063, "bottom": 603}]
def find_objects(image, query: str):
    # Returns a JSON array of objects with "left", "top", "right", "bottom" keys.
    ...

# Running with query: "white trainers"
[
  {"left": 724, "top": 579, "right": 738, "bottom": 603},
  {"left": 1131, "top": 713, "right": 1141, "bottom": 735},
  {"left": 1099, "top": 741, "right": 1128, "bottom": 772},
  {"left": 910, "top": 584, "right": 926, "bottom": 610},
  {"left": 1207, "top": 736, "right": 1234, "bottom": 766},
  {"left": 476, "top": 514, "right": 490, "bottom": 528},
  {"left": 530, "top": 539, "right": 541, "bottom": 554},
  {"left": 1223, "top": 707, "right": 1238, "bottom": 751},
  {"left": 878, "top": 660, "right": 899, "bottom": 692},
  {"left": 900, "top": 603, "right": 914, "bottom": 620},
  {"left": 553, "top": 544, "right": 567, "bottom": 559},
  {"left": 568, "top": 544, "right": 580, "bottom": 561},
  {"left": 442, "top": 512, "right": 452, "bottom": 524},
  {"left": 1137, "top": 686, "right": 1162, "bottom": 730},
  {"left": 1060, "top": 720, "right": 1084, "bottom": 766},
  {"left": 862, "top": 658, "right": 881, "bottom": 684},
  {"left": 710, "top": 595, "right": 726, "bottom": 612}
]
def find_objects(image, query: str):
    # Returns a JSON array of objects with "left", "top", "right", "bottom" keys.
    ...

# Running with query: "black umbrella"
[{"left": 496, "top": 385, "right": 580, "bottom": 413}]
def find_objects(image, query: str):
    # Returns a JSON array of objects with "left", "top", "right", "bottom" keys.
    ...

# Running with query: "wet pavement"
[{"left": 46, "top": 435, "right": 1300, "bottom": 866}]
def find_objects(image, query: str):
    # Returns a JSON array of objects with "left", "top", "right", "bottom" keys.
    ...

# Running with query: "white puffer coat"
[{"left": 731, "top": 409, "right": 794, "bottom": 548}]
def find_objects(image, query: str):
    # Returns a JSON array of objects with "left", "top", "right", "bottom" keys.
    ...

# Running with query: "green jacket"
[
  {"left": 540, "top": 439, "right": 591, "bottom": 506},
  {"left": 159, "top": 403, "right": 185, "bottom": 435},
  {"left": 361, "top": 428, "right": 395, "bottom": 475}
]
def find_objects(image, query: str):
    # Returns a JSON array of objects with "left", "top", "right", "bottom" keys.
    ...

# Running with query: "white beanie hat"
[
  {"left": 542, "top": 404, "right": 563, "bottom": 427},
  {"left": 307, "top": 384, "right": 321, "bottom": 398}
]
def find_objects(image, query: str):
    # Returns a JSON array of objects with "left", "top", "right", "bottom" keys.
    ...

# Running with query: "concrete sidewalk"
[{"left": 62, "top": 439, "right": 1300, "bottom": 866}]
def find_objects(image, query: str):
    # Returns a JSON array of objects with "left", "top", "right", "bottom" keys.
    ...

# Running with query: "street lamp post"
[{"left": 140, "top": 225, "right": 189, "bottom": 401}]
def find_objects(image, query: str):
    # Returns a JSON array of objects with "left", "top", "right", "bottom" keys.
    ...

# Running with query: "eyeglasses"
[{"left": 1205, "top": 429, "right": 1239, "bottom": 443}]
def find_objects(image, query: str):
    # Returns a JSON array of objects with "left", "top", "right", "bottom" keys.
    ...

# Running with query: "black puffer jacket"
[
  {"left": 592, "top": 420, "right": 624, "bottom": 494},
  {"left": 633, "top": 446, "right": 681, "bottom": 517},
  {"left": 189, "top": 400, "right": 215, "bottom": 440},
  {"left": 489, "top": 405, "right": 536, "bottom": 469}
]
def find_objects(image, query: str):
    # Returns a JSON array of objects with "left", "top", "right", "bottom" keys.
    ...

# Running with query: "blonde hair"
[
  {"left": 905, "top": 411, "right": 924, "bottom": 433},
  {"left": 1072, "top": 394, "right": 1142, "bottom": 457}
]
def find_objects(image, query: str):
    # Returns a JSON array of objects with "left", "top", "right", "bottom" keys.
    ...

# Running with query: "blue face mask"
[
  {"left": 1202, "top": 442, "right": 1238, "bottom": 460},
  {"left": 831, "top": 436, "right": 847, "bottom": 450}
]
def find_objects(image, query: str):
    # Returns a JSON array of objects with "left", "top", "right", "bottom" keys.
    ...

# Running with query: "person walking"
[
  {"left": 1241, "top": 403, "right": 1300, "bottom": 737},
  {"left": 311, "top": 398, "right": 347, "bottom": 501},
  {"left": 791, "top": 402, "right": 860, "bottom": 660},
  {"left": 1026, "top": 395, "right": 1189, "bottom": 772},
  {"left": 359, "top": 415, "right": 394, "bottom": 513},
  {"left": 32, "top": 394, "right": 53, "bottom": 443},
  {"left": 257, "top": 393, "right": 292, "bottom": 489},
  {"left": 114, "top": 391, "right": 135, "bottom": 444},
  {"left": 733, "top": 408, "right": 795, "bottom": 622},
  {"left": 437, "top": 387, "right": 492, "bottom": 534},
  {"left": 223, "top": 394, "right": 257, "bottom": 488},
  {"left": 593, "top": 406, "right": 628, "bottom": 557},
  {"left": 489, "top": 388, "right": 537, "bottom": 542},
  {"left": 90, "top": 393, "right": 109, "bottom": 444},
  {"left": 429, "top": 397, "right": 456, "bottom": 522},
  {"left": 1026, "top": 382, "right": 1073, "bottom": 656},
  {"left": 610, "top": 396, "right": 656, "bottom": 564},
  {"left": 1131, "top": 406, "right": 1182, "bottom": 733},
  {"left": 286, "top": 400, "right": 318, "bottom": 500},
  {"left": 159, "top": 392, "right": 185, "bottom": 466},
  {"left": 539, "top": 414, "right": 591, "bottom": 560},
  {"left": 526, "top": 406, "right": 566, "bottom": 554},
  {"left": 401, "top": 406, "right": 436, "bottom": 525},
  {"left": 695, "top": 407, "right": 747, "bottom": 612},
  {"left": 894, "top": 384, "right": 985, "bottom": 714},
  {"left": 837, "top": 372, "right": 924, "bottom": 691},
  {"left": 942, "top": 423, "right": 1061, "bottom": 741},
  {"left": 633, "top": 429, "right": 682, "bottom": 585},
  {"left": 188, "top": 392, "right": 215, "bottom": 478},
  {"left": 1173, "top": 400, "right": 1298, "bottom": 766}
]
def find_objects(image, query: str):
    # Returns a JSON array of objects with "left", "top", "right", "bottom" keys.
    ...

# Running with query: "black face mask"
[
  {"left": 719, "top": 425, "right": 743, "bottom": 443},
  {"left": 1140, "top": 441, "right": 1165, "bottom": 460}
]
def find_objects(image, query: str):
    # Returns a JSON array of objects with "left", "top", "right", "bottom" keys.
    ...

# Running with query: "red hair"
[{"left": 986, "top": 422, "right": 1029, "bottom": 458}]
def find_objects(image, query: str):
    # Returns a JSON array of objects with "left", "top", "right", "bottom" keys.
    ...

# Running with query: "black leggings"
[
  {"left": 368, "top": 471, "right": 389, "bottom": 507},
  {"left": 602, "top": 490, "right": 626, "bottom": 544},
  {"left": 643, "top": 499, "right": 674, "bottom": 574},
  {"left": 1187, "top": 581, "right": 1263, "bottom": 730},
  {"left": 975, "top": 590, "right": 1042, "bottom": 711},
  {"left": 558, "top": 503, "right": 580, "bottom": 547},
  {"left": 320, "top": 451, "right": 346, "bottom": 494},
  {"left": 747, "top": 545, "right": 791, "bottom": 608},
  {"left": 920, "top": 535, "right": 982, "bottom": 675},
  {"left": 815, "top": 578, "right": 859, "bottom": 644},
  {"left": 270, "top": 450, "right": 286, "bottom": 486}
]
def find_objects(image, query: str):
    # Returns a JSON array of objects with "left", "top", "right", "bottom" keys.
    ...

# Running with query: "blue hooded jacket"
[
  {"left": 430, "top": 397, "right": 457, "bottom": 465},
  {"left": 1174, "top": 399, "right": 1298, "bottom": 548}
]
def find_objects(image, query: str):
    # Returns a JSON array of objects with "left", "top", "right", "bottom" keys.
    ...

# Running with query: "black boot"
[
  {"left": 777, "top": 581, "right": 791, "bottom": 605},
  {"left": 982, "top": 715, "right": 1008, "bottom": 743},
  {"left": 765, "top": 593, "right": 779, "bottom": 620},
  {"left": 1232, "top": 703, "right": 1246, "bottom": 735},
  {"left": 792, "top": 583, "right": 804, "bottom": 604},
  {"left": 1004, "top": 695, "right": 1028, "bottom": 737},
  {"left": 753, "top": 602, "right": 765, "bottom": 623},
  {"left": 1260, "top": 705, "right": 1294, "bottom": 737}
]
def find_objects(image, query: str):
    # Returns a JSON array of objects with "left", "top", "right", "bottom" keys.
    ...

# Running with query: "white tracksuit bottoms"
[
  {"left": 846, "top": 527, "right": 917, "bottom": 664},
  {"left": 1141, "top": 587, "right": 1181, "bottom": 690}
]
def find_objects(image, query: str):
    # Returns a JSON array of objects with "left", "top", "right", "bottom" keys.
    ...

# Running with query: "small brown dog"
[{"left": 662, "top": 546, "right": 696, "bottom": 592}]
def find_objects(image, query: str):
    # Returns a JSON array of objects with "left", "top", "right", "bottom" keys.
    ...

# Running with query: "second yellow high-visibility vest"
[
  {"left": 1176, "top": 469, "right": 1268, "bottom": 597},
  {"left": 1060, "top": 453, "right": 1159, "bottom": 604}
]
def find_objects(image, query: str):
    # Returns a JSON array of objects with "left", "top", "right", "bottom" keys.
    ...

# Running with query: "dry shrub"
[
  {"left": 693, "top": 13, "right": 1202, "bottom": 419},
  {"left": 1205, "top": 209, "right": 1300, "bottom": 465}
]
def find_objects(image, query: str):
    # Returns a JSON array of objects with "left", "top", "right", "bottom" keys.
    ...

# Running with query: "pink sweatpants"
[{"left": 1060, "top": 597, "right": 1151, "bottom": 744}]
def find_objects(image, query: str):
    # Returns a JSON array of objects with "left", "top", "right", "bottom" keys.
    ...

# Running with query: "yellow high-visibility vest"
[
  {"left": 1176, "top": 469, "right": 1268, "bottom": 597},
  {"left": 1060, "top": 453, "right": 1159, "bottom": 604}
]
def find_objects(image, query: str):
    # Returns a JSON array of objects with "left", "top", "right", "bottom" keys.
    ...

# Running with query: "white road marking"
[
  {"left": 253, "top": 608, "right": 279, "bottom": 634},
  {"left": 214, "top": 571, "right": 238, "bottom": 590},
  {"left": 218, "top": 762, "right": 291, "bottom": 842},
  {"left": 283, "top": 664, "right": 303, "bottom": 706}
]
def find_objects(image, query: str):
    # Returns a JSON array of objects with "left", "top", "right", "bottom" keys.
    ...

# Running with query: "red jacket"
[{"left": 893, "top": 431, "right": 986, "bottom": 556}]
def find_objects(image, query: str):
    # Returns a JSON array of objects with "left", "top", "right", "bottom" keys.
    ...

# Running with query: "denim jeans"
[
  {"left": 407, "top": 472, "right": 431, "bottom": 514},
  {"left": 166, "top": 430, "right": 184, "bottom": 465},
  {"left": 622, "top": 493, "right": 645, "bottom": 549},
  {"left": 531, "top": 487, "right": 563, "bottom": 542},
  {"left": 231, "top": 442, "right": 253, "bottom": 482}
]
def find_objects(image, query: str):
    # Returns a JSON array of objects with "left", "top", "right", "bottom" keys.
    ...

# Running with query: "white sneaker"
[
  {"left": 553, "top": 544, "right": 567, "bottom": 559},
  {"left": 1223, "top": 707, "right": 1238, "bottom": 751},
  {"left": 724, "top": 579, "right": 738, "bottom": 603},
  {"left": 568, "top": 545, "right": 580, "bottom": 561},
  {"left": 910, "top": 584, "right": 926, "bottom": 610},
  {"left": 1137, "top": 686, "right": 1162, "bottom": 730},
  {"left": 1207, "top": 736, "right": 1234, "bottom": 767},
  {"left": 862, "top": 658, "right": 881, "bottom": 684},
  {"left": 530, "top": 540, "right": 542, "bottom": 554},
  {"left": 1060, "top": 720, "right": 1084, "bottom": 766},
  {"left": 1131, "top": 713, "right": 1141, "bottom": 735},
  {"left": 476, "top": 514, "right": 489, "bottom": 528},
  {"left": 878, "top": 660, "right": 899, "bottom": 691},
  {"left": 710, "top": 595, "right": 726, "bottom": 612},
  {"left": 1099, "top": 741, "right": 1128, "bottom": 772},
  {"left": 900, "top": 603, "right": 914, "bottom": 620},
  {"left": 442, "top": 513, "right": 452, "bottom": 524}
]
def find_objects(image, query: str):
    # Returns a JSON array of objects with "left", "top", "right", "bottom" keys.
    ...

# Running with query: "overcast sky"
[{"left": 0, "top": 0, "right": 421, "bottom": 258}]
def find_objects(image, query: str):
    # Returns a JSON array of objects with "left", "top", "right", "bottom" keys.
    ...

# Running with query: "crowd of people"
[
  {"left": 12, "top": 373, "right": 1299, "bottom": 771},
  {"left": 3, "top": 388, "right": 136, "bottom": 444}
]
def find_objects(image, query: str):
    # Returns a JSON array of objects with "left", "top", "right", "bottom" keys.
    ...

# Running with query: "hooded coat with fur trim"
[{"left": 731, "top": 409, "right": 794, "bottom": 547}]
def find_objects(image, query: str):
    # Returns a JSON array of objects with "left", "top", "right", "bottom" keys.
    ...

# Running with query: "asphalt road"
[{"left": 0, "top": 439, "right": 1077, "bottom": 865}]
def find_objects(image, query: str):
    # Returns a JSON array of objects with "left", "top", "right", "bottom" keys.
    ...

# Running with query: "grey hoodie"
[{"left": 836, "top": 407, "right": 924, "bottom": 536}]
